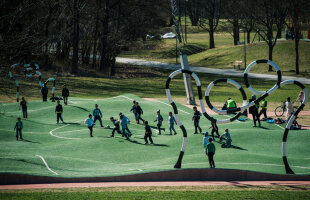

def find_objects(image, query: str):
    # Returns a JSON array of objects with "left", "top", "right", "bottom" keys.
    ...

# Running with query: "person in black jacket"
[
  {"left": 144, "top": 121, "right": 153, "bottom": 144},
  {"left": 62, "top": 85, "right": 70, "bottom": 105},
  {"left": 41, "top": 83, "right": 48, "bottom": 102},
  {"left": 135, "top": 102, "right": 145, "bottom": 124},
  {"left": 249, "top": 95, "right": 261, "bottom": 127},
  {"left": 55, "top": 100, "right": 64, "bottom": 124},
  {"left": 192, "top": 106, "right": 202, "bottom": 134},
  {"left": 209, "top": 121, "right": 220, "bottom": 140}
]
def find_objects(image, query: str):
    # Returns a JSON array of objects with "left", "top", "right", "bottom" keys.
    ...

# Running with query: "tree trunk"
[
  {"left": 295, "top": 38, "right": 299, "bottom": 74},
  {"left": 247, "top": 31, "right": 251, "bottom": 43},
  {"left": 209, "top": 18, "right": 215, "bottom": 49},
  {"left": 99, "top": 0, "right": 110, "bottom": 72},
  {"left": 268, "top": 44, "right": 273, "bottom": 71},
  {"left": 233, "top": 19, "right": 239, "bottom": 45},
  {"left": 71, "top": 0, "right": 79, "bottom": 74}
]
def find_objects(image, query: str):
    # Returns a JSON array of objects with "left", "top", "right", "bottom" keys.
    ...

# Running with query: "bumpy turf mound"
[{"left": 0, "top": 94, "right": 309, "bottom": 177}]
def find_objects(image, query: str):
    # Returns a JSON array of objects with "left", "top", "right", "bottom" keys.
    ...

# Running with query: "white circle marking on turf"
[{"left": 49, "top": 121, "right": 82, "bottom": 140}]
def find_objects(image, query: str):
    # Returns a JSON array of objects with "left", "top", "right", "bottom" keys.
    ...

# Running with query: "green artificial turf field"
[{"left": 0, "top": 93, "right": 309, "bottom": 177}]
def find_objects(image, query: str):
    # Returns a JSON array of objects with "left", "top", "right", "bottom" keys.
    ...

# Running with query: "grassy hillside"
[{"left": 120, "top": 32, "right": 310, "bottom": 77}]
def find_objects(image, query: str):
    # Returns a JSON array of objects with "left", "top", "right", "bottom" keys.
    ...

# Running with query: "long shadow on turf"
[
  {"left": 216, "top": 141, "right": 247, "bottom": 151},
  {"left": 22, "top": 139, "right": 41, "bottom": 144},
  {"left": 99, "top": 135, "right": 169, "bottom": 147},
  {"left": 68, "top": 105, "right": 90, "bottom": 112}
]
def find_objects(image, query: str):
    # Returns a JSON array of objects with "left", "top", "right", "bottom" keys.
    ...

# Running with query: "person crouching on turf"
[
  {"left": 93, "top": 104, "right": 103, "bottom": 127},
  {"left": 19, "top": 97, "right": 27, "bottom": 119},
  {"left": 110, "top": 117, "right": 121, "bottom": 137},
  {"left": 205, "top": 138, "right": 216, "bottom": 168},
  {"left": 154, "top": 110, "right": 165, "bottom": 135},
  {"left": 85, "top": 114, "right": 95, "bottom": 137},
  {"left": 144, "top": 121, "right": 153, "bottom": 144},
  {"left": 192, "top": 106, "right": 202, "bottom": 134},
  {"left": 62, "top": 84, "right": 70, "bottom": 105},
  {"left": 119, "top": 113, "right": 131, "bottom": 139},
  {"left": 219, "top": 128, "right": 232, "bottom": 148},
  {"left": 14, "top": 117, "right": 23, "bottom": 140},
  {"left": 55, "top": 100, "right": 64, "bottom": 124},
  {"left": 168, "top": 112, "right": 177, "bottom": 135}
]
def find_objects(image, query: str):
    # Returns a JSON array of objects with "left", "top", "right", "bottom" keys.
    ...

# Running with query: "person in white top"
[
  {"left": 296, "top": 91, "right": 304, "bottom": 105},
  {"left": 285, "top": 97, "right": 294, "bottom": 121}
]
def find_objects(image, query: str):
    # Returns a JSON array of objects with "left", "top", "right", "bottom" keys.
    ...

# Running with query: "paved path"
[
  {"left": 1, "top": 181, "right": 310, "bottom": 190},
  {"left": 116, "top": 57, "right": 310, "bottom": 85}
]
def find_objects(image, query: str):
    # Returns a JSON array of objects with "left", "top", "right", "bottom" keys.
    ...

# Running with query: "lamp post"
[{"left": 240, "top": 29, "right": 246, "bottom": 69}]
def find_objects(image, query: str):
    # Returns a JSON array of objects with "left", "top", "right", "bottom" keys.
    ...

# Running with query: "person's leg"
[
  {"left": 157, "top": 124, "right": 161, "bottom": 135},
  {"left": 172, "top": 125, "right": 177, "bottom": 135},
  {"left": 16, "top": 129, "right": 18, "bottom": 140},
  {"left": 211, "top": 129, "right": 215, "bottom": 140},
  {"left": 138, "top": 114, "right": 145, "bottom": 122},
  {"left": 98, "top": 117, "right": 103, "bottom": 127},
  {"left": 19, "top": 129, "right": 23, "bottom": 140},
  {"left": 197, "top": 119, "right": 202, "bottom": 133},
  {"left": 169, "top": 124, "right": 173, "bottom": 135},
  {"left": 194, "top": 120, "right": 198, "bottom": 134},
  {"left": 263, "top": 109, "right": 267, "bottom": 118},
  {"left": 117, "top": 127, "right": 122, "bottom": 134},
  {"left": 111, "top": 128, "right": 116, "bottom": 137},
  {"left": 125, "top": 125, "right": 131, "bottom": 134},
  {"left": 144, "top": 134, "right": 148, "bottom": 144},
  {"left": 94, "top": 116, "right": 98, "bottom": 124},
  {"left": 227, "top": 139, "right": 232, "bottom": 148},
  {"left": 57, "top": 113, "right": 60, "bottom": 123},
  {"left": 149, "top": 134, "right": 153, "bottom": 144},
  {"left": 256, "top": 111, "right": 261, "bottom": 126},
  {"left": 60, "top": 114, "right": 64, "bottom": 123},
  {"left": 207, "top": 153, "right": 213, "bottom": 168},
  {"left": 25, "top": 108, "right": 27, "bottom": 118},
  {"left": 215, "top": 129, "right": 220, "bottom": 137},
  {"left": 252, "top": 113, "right": 256, "bottom": 126},
  {"left": 210, "top": 152, "right": 215, "bottom": 167},
  {"left": 135, "top": 113, "right": 139, "bottom": 123}
]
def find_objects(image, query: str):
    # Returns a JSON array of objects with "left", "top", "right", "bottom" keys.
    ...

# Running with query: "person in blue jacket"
[{"left": 168, "top": 112, "right": 177, "bottom": 135}]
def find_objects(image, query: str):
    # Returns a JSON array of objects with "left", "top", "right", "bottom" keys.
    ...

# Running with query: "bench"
[{"left": 233, "top": 60, "right": 242, "bottom": 70}]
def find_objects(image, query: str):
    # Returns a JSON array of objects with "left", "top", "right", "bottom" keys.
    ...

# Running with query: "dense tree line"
[{"left": 0, "top": 0, "right": 309, "bottom": 75}]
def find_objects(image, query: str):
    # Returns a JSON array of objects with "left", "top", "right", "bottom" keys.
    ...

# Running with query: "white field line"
[
  {"left": 36, "top": 155, "right": 58, "bottom": 175},
  {"left": 49, "top": 121, "right": 82, "bottom": 140},
  {"left": 274, "top": 124, "right": 285, "bottom": 130}
]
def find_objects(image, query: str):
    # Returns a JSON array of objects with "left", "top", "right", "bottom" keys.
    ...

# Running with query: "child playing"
[
  {"left": 144, "top": 121, "right": 153, "bottom": 144},
  {"left": 19, "top": 97, "right": 27, "bottom": 119},
  {"left": 119, "top": 113, "right": 131, "bottom": 139},
  {"left": 168, "top": 112, "right": 177, "bottom": 135},
  {"left": 192, "top": 106, "right": 202, "bottom": 134},
  {"left": 134, "top": 102, "right": 145, "bottom": 124},
  {"left": 93, "top": 104, "right": 103, "bottom": 127},
  {"left": 203, "top": 131, "right": 210, "bottom": 149},
  {"left": 219, "top": 128, "right": 232, "bottom": 148},
  {"left": 110, "top": 117, "right": 121, "bottom": 137},
  {"left": 209, "top": 122, "right": 220, "bottom": 140},
  {"left": 205, "top": 138, "right": 216, "bottom": 168},
  {"left": 154, "top": 110, "right": 165, "bottom": 135},
  {"left": 62, "top": 85, "right": 70, "bottom": 105},
  {"left": 85, "top": 114, "right": 95, "bottom": 137},
  {"left": 286, "top": 97, "right": 294, "bottom": 121},
  {"left": 55, "top": 100, "right": 64, "bottom": 124},
  {"left": 14, "top": 117, "right": 23, "bottom": 140}
]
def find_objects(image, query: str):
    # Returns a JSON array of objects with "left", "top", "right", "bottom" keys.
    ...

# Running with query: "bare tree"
[
  {"left": 254, "top": 0, "right": 288, "bottom": 71},
  {"left": 200, "top": 0, "right": 221, "bottom": 49}
]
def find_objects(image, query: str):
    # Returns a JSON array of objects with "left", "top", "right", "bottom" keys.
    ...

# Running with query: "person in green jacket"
[
  {"left": 259, "top": 99, "right": 268, "bottom": 120},
  {"left": 226, "top": 98, "right": 237, "bottom": 112},
  {"left": 205, "top": 138, "right": 216, "bottom": 168}
]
